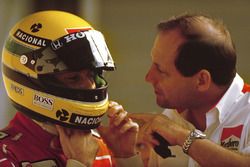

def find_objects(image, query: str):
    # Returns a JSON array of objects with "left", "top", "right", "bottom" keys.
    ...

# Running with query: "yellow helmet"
[{"left": 2, "top": 10, "right": 115, "bottom": 129}]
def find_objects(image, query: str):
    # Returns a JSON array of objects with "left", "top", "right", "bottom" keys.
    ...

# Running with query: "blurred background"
[{"left": 0, "top": 0, "right": 250, "bottom": 128}]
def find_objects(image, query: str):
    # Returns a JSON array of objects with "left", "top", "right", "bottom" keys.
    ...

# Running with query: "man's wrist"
[
  {"left": 182, "top": 129, "right": 206, "bottom": 154},
  {"left": 113, "top": 150, "right": 138, "bottom": 158}
]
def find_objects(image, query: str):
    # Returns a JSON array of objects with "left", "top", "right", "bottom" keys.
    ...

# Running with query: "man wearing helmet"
[{"left": 0, "top": 10, "right": 140, "bottom": 167}]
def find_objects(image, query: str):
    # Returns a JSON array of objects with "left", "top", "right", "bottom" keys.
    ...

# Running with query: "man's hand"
[
  {"left": 56, "top": 126, "right": 99, "bottom": 167},
  {"left": 98, "top": 101, "right": 139, "bottom": 158},
  {"left": 129, "top": 112, "right": 193, "bottom": 147}
]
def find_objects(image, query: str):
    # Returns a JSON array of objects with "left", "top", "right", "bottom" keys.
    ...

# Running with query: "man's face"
[
  {"left": 49, "top": 69, "right": 96, "bottom": 134},
  {"left": 54, "top": 69, "right": 96, "bottom": 89},
  {"left": 145, "top": 29, "right": 196, "bottom": 110}
]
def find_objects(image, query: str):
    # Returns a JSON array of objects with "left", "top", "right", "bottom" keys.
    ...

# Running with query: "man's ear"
[{"left": 195, "top": 69, "right": 211, "bottom": 92}]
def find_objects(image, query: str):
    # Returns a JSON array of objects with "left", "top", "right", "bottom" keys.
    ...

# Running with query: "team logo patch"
[
  {"left": 33, "top": 94, "right": 54, "bottom": 110},
  {"left": 14, "top": 29, "right": 51, "bottom": 47},
  {"left": 220, "top": 125, "right": 243, "bottom": 151},
  {"left": 56, "top": 109, "right": 70, "bottom": 121},
  {"left": 30, "top": 23, "right": 42, "bottom": 33},
  {"left": 70, "top": 113, "right": 102, "bottom": 126},
  {"left": 10, "top": 83, "right": 24, "bottom": 95},
  {"left": 55, "top": 108, "right": 102, "bottom": 126},
  {"left": 51, "top": 31, "right": 87, "bottom": 50}
]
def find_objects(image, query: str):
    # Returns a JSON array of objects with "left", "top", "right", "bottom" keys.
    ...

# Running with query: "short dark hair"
[{"left": 157, "top": 14, "right": 236, "bottom": 86}]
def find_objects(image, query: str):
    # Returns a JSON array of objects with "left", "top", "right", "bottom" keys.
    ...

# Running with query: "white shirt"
[{"left": 156, "top": 74, "right": 250, "bottom": 167}]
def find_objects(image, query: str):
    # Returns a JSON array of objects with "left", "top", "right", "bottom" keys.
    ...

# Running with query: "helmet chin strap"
[{"left": 33, "top": 119, "right": 58, "bottom": 135}]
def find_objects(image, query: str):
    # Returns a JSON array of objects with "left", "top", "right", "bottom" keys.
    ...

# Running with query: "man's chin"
[{"left": 156, "top": 99, "right": 169, "bottom": 108}]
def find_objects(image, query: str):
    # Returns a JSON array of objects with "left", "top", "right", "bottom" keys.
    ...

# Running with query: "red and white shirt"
[
  {"left": 157, "top": 74, "right": 250, "bottom": 167},
  {"left": 0, "top": 112, "right": 114, "bottom": 167},
  {"left": 188, "top": 74, "right": 250, "bottom": 166}
]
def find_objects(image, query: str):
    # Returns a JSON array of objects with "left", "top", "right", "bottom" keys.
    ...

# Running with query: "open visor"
[
  {"left": 21, "top": 30, "right": 115, "bottom": 75},
  {"left": 16, "top": 30, "right": 115, "bottom": 103}
]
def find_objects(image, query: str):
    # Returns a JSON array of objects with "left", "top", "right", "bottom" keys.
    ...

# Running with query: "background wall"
[{"left": 1, "top": 0, "right": 250, "bottom": 128}]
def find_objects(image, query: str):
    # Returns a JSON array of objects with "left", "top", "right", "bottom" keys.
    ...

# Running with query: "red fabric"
[
  {"left": 0, "top": 112, "right": 113, "bottom": 167},
  {"left": 242, "top": 83, "right": 250, "bottom": 93}
]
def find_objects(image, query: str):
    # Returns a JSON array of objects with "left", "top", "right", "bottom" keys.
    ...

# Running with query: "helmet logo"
[
  {"left": 70, "top": 113, "right": 102, "bottom": 126},
  {"left": 51, "top": 32, "right": 86, "bottom": 50},
  {"left": 11, "top": 84, "right": 24, "bottom": 96},
  {"left": 14, "top": 29, "right": 51, "bottom": 47},
  {"left": 56, "top": 109, "right": 69, "bottom": 121},
  {"left": 33, "top": 94, "right": 54, "bottom": 110},
  {"left": 30, "top": 23, "right": 42, "bottom": 33},
  {"left": 51, "top": 40, "right": 63, "bottom": 50},
  {"left": 20, "top": 55, "right": 28, "bottom": 65}
]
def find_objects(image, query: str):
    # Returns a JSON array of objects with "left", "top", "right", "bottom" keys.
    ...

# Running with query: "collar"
[
  {"left": 10, "top": 112, "right": 58, "bottom": 148},
  {"left": 10, "top": 112, "right": 100, "bottom": 146},
  {"left": 206, "top": 74, "right": 244, "bottom": 128}
]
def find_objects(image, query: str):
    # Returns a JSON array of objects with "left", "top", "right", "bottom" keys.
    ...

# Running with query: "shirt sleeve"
[
  {"left": 66, "top": 159, "right": 87, "bottom": 167},
  {"left": 114, "top": 154, "right": 144, "bottom": 167}
]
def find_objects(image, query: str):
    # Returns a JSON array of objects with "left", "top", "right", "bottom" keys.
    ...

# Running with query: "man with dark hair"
[{"left": 105, "top": 14, "right": 250, "bottom": 167}]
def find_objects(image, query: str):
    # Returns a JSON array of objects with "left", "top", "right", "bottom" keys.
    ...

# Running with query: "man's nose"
[
  {"left": 77, "top": 71, "right": 96, "bottom": 89},
  {"left": 145, "top": 66, "right": 154, "bottom": 83}
]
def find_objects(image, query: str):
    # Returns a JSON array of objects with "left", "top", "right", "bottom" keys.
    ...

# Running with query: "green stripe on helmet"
[{"left": 5, "top": 37, "right": 34, "bottom": 56}]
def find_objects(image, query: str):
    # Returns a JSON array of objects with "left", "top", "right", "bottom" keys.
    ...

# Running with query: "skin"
[
  {"left": 146, "top": 29, "right": 192, "bottom": 111},
  {"left": 51, "top": 69, "right": 99, "bottom": 167},
  {"left": 98, "top": 101, "right": 139, "bottom": 158},
  {"left": 128, "top": 29, "right": 250, "bottom": 167},
  {"left": 54, "top": 70, "right": 96, "bottom": 90},
  {"left": 53, "top": 69, "right": 139, "bottom": 166},
  {"left": 135, "top": 123, "right": 153, "bottom": 167},
  {"left": 56, "top": 126, "right": 98, "bottom": 167}
]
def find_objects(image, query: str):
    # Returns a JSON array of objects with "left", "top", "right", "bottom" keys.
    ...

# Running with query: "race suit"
[{"left": 0, "top": 112, "right": 114, "bottom": 167}]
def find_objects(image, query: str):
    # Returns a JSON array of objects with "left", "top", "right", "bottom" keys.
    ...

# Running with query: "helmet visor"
[{"left": 21, "top": 30, "right": 115, "bottom": 75}]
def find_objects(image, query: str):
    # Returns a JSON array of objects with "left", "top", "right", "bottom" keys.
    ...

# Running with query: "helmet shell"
[
  {"left": 10, "top": 10, "right": 93, "bottom": 48},
  {"left": 2, "top": 10, "right": 113, "bottom": 129}
]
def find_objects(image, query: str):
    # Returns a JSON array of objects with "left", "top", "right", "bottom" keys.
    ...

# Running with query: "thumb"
[{"left": 97, "top": 124, "right": 109, "bottom": 137}]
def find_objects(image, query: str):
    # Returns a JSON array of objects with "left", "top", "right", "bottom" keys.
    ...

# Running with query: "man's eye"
[
  {"left": 155, "top": 65, "right": 165, "bottom": 74},
  {"left": 155, "top": 65, "right": 169, "bottom": 76}
]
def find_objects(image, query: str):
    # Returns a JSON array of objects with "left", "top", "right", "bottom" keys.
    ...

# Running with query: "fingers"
[
  {"left": 108, "top": 100, "right": 118, "bottom": 107},
  {"left": 106, "top": 101, "right": 139, "bottom": 134},
  {"left": 120, "top": 118, "right": 139, "bottom": 133},
  {"left": 138, "top": 122, "right": 157, "bottom": 147},
  {"left": 114, "top": 110, "right": 128, "bottom": 126},
  {"left": 128, "top": 113, "right": 155, "bottom": 126},
  {"left": 56, "top": 125, "right": 74, "bottom": 158},
  {"left": 56, "top": 125, "right": 99, "bottom": 159},
  {"left": 107, "top": 101, "right": 124, "bottom": 118},
  {"left": 110, "top": 113, "right": 138, "bottom": 134},
  {"left": 97, "top": 125, "right": 108, "bottom": 137},
  {"left": 56, "top": 125, "right": 64, "bottom": 134},
  {"left": 107, "top": 101, "right": 127, "bottom": 126},
  {"left": 108, "top": 101, "right": 155, "bottom": 126},
  {"left": 56, "top": 125, "right": 68, "bottom": 139}
]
